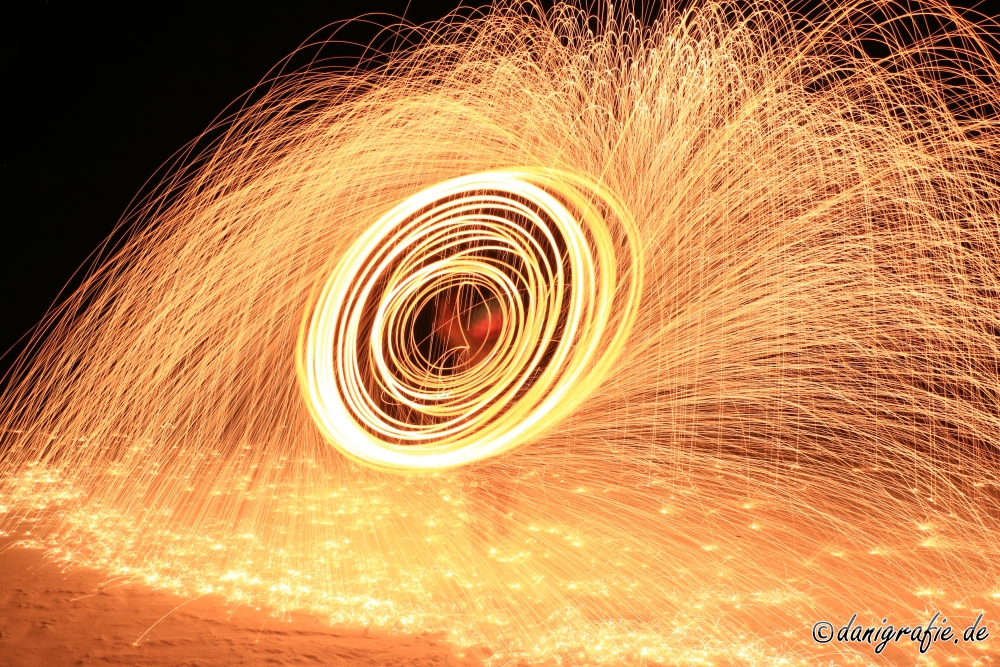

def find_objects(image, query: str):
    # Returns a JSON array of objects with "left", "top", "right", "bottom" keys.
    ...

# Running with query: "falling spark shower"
[{"left": 2, "top": 1, "right": 1000, "bottom": 664}]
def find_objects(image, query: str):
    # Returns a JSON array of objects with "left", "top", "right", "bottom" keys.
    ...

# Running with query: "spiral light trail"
[
  {"left": 2, "top": 1, "right": 1000, "bottom": 665},
  {"left": 299, "top": 169, "right": 642, "bottom": 470}
]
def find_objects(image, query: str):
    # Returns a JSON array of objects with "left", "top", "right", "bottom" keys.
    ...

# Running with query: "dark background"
[
  {"left": 1, "top": 1, "right": 995, "bottom": 386},
  {"left": 0, "top": 1, "right": 486, "bottom": 384}
]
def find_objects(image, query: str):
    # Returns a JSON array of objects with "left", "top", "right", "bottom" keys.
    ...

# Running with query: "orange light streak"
[{"left": 2, "top": 1, "right": 1000, "bottom": 665}]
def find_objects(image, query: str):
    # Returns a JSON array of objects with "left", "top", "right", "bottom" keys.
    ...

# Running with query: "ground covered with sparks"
[
  {"left": 3, "top": 460, "right": 998, "bottom": 666},
  {"left": 0, "top": 532, "right": 476, "bottom": 666},
  {"left": 3, "top": 0, "right": 1000, "bottom": 665}
]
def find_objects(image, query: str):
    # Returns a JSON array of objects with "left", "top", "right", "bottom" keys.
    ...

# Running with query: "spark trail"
[{"left": 2, "top": 1, "right": 1000, "bottom": 664}]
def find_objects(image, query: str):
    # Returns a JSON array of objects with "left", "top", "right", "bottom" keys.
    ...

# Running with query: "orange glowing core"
[{"left": 431, "top": 289, "right": 505, "bottom": 369}]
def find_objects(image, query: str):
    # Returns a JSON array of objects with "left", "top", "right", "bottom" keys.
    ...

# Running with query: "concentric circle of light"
[{"left": 298, "top": 168, "right": 643, "bottom": 471}]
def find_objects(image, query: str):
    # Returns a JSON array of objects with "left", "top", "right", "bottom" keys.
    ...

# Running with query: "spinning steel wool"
[{"left": 2, "top": 1, "right": 1000, "bottom": 664}]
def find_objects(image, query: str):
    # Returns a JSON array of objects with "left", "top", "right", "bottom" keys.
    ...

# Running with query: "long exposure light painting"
[{"left": 2, "top": 1, "right": 999, "bottom": 665}]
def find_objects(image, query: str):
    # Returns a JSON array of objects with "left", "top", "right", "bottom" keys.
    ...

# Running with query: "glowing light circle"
[{"left": 298, "top": 168, "right": 643, "bottom": 471}]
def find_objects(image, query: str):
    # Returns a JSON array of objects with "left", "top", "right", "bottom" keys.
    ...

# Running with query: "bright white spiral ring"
[{"left": 298, "top": 168, "right": 643, "bottom": 471}]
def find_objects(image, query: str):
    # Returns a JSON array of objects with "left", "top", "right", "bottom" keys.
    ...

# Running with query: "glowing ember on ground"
[{"left": 2, "top": 1, "right": 1000, "bottom": 664}]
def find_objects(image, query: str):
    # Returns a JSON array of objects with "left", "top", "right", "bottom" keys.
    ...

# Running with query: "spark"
[{"left": 2, "top": 1, "right": 1000, "bottom": 665}]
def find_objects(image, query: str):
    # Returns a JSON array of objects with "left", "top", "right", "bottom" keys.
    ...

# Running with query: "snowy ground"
[{"left": 0, "top": 536, "right": 479, "bottom": 667}]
